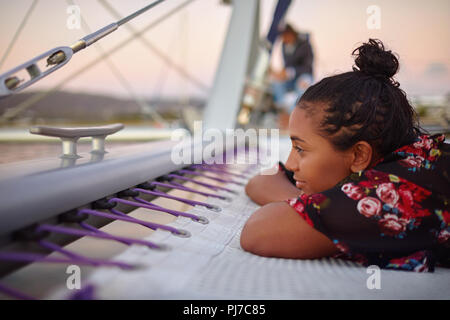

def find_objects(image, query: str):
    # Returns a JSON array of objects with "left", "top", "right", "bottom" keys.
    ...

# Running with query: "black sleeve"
[{"left": 278, "top": 161, "right": 296, "bottom": 186}]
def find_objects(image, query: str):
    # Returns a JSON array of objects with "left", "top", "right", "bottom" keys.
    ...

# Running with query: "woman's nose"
[{"left": 285, "top": 149, "right": 297, "bottom": 172}]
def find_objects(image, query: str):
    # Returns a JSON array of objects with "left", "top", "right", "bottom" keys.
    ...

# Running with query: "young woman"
[{"left": 241, "top": 39, "right": 449, "bottom": 272}]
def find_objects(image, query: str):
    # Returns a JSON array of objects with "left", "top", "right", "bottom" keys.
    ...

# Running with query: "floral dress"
[{"left": 284, "top": 134, "right": 449, "bottom": 272}]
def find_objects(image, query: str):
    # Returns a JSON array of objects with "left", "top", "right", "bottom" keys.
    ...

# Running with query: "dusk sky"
[{"left": 0, "top": 0, "right": 449, "bottom": 99}]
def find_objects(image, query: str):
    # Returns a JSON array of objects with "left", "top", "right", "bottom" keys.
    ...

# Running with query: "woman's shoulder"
[{"left": 372, "top": 133, "right": 449, "bottom": 196}]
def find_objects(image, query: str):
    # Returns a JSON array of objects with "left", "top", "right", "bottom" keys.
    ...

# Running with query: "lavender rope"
[
  {"left": 150, "top": 181, "right": 229, "bottom": 201},
  {"left": 107, "top": 208, "right": 190, "bottom": 237},
  {"left": 133, "top": 188, "right": 221, "bottom": 212},
  {"left": 37, "top": 224, "right": 162, "bottom": 250},
  {"left": 69, "top": 284, "right": 96, "bottom": 300},
  {"left": 37, "top": 239, "right": 123, "bottom": 268},
  {"left": 177, "top": 169, "right": 244, "bottom": 186},
  {"left": 81, "top": 208, "right": 178, "bottom": 233},
  {"left": 206, "top": 161, "right": 258, "bottom": 172},
  {"left": 79, "top": 221, "right": 133, "bottom": 246},
  {"left": 244, "top": 163, "right": 258, "bottom": 171},
  {"left": 108, "top": 197, "right": 208, "bottom": 224},
  {"left": 167, "top": 174, "right": 237, "bottom": 194},
  {"left": 0, "top": 283, "right": 35, "bottom": 300},
  {"left": 190, "top": 164, "right": 250, "bottom": 179},
  {"left": 0, "top": 251, "right": 133, "bottom": 269}
]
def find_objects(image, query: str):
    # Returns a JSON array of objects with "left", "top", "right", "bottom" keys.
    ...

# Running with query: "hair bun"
[{"left": 352, "top": 39, "right": 399, "bottom": 80}]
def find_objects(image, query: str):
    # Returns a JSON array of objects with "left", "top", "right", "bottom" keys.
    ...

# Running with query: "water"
[
  {"left": 0, "top": 141, "right": 139, "bottom": 164},
  {"left": 0, "top": 125, "right": 176, "bottom": 164}
]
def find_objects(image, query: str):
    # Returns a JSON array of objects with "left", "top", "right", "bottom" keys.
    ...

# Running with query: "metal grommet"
[
  {"left": 128, "top": 263, "right": 147, "bottom": 271},
  {"left": 206, "top": 205, "right": 222, "bottom": 212},
  {"left": 220, "top": 196, "right": 233, "bottom": 203},
  {"left": 155, "top": 243, "right": 171, "bottom": 251},
  {"left": 173, "top": 229, "right": 191, "bottom": 238},
  {"left": 193, "top": 216, "right": 209, "bottom": 224}
]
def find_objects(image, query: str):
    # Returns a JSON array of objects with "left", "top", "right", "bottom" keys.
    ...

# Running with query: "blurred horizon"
[{"left": 0, "top": 0, "right": 449, "bottom": 103}]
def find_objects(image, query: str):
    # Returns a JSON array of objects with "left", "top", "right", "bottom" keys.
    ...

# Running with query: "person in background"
[{"left": 270, "top": 23, "right": 314, "bottom": 128}]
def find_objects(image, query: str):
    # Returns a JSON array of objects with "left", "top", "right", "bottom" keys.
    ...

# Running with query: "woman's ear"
[{"left": 349, "top": 141, "right": 373, "bottom": 173}]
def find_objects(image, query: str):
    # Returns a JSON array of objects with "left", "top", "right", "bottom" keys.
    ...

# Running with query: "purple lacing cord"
[
  {"left": 0, "top": 282, "right": 35, "bottom": 300},
  {"left": 189, "top": 164, "right": 250, "bottom": 179},
  {"left": 217, "top": 162, "right": 258, "bottom": 173},
  {"left": 36, "top": 224, "right": 162, "bottom": 250},
  {"left": 211, "top": 161, "right": 258, "bottom": 172},
  {"left": 177, "top": 169, "right": 244, "bottom": 186},
  {"left": 243, "top": 164, "right": 258, "bottom": 174},
  {"left": 150, "top": 181, "right": 229, "bottom": 201},
  {"left": 109, "top": 197, "right": 208, "bottom": 224},
  {"left": 167, "top": 174, "right": 237, "bottom": 194},
  {"left": 69, "top": 283, "right": 96, "bottom": 300},
  {"left": 82, "top": 208, "right": 181, "bottom": 234},
  {"left": 133, "top": 188, "right": 221, "bottom": 211},
  {"left": 0, "top": 251, "right": 132, "bottom": 269},
  {"left": 200, "top": 162, "right": 251, "bottom": 171},
  {"left": 104, "top": 208, "right": 190, "bottom": 237},
  {"left": 79, "top": 221, "right": 133, "bottom": 246},
  {"left": 37, "top": 239, "right": 127, "bottom": 268}
]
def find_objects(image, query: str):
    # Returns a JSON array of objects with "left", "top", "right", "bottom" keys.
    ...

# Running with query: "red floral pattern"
[
  {"left": 395, "top": 134, "right": 444, "bottom": 171},
  {"left": 357, "top": 196, "right": 382, "bottom": 218},
  {"left": 375, "top": 183, "right": 399, "bottom": 206},
  {"left": 386, "top": 251, "right": 431, "bottom": 272},
  {"left": 339, "top": 169, "right": 433, "bottom": 237},
  {"left": 287, "top": 195, "right": 314, "bottom": 227},
  {"left": 378, "top": 214, "right": 408, "bottom": 237},
  {"left": 341, "top": 183, "right": 365, "bottom": 200}
]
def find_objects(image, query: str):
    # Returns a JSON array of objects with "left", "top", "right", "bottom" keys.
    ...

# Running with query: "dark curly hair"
[{"left": 298, "top": 39, "right": 424, "bottom": 158}]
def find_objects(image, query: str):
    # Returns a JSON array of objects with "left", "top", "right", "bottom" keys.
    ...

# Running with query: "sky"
[{"left": 0, "top": 0, "right": 449, "bottom": 100}]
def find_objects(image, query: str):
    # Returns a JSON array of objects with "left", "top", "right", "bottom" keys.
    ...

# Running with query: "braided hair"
[{"left": 298, "top": 39, "right": 424, "bottom": 157}]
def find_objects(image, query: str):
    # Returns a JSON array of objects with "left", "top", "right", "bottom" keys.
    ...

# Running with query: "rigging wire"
[
  {"left": 99, "top": 0, "right": 209, "bottom": 93},
  {"left": 67, "top": 0, "right": 168, "bottom": 126},
  {"left": 117, "top": 0, "right": 165, "bottom": 26},
  {"left": 0, "top": 0, "right": 39, "bottom": 70},
  {"left": 178, "top": 9, "right": 190, "bottom": 103},
  {"left": 0, "top": 0, "right": 197, "bottom": 124},
  {"left": 152, "top": 18, "right": 180, "bottom": 107}
]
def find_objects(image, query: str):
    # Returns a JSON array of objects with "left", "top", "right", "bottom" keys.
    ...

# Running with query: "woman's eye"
[{"left": 294, "top": 146, "right": 303, "bottom": 154}]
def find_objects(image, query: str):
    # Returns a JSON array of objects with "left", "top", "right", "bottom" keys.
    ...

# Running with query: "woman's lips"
[
  {"left": 296, "top": 181, "right": 306, "bottom": 188},
  {"left": 294, "top": 177, "right": 306, "bottom": 188}
]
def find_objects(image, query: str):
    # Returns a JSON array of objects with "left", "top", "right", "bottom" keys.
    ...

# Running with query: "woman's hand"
[{"left": 245, "top": 168, "right": 303, "bottom": 205}]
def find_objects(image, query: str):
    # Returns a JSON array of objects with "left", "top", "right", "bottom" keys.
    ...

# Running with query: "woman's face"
[{"left": 285, "top": 105, "right": 354, "bottom": 195}]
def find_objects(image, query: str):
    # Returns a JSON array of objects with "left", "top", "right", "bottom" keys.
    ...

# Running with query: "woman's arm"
[
  {"left": 240, "top": 201, "right": 338, "bottom": 258},
  {"left": 245, "top": 169, "right": 303, "bottom": 205}
]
